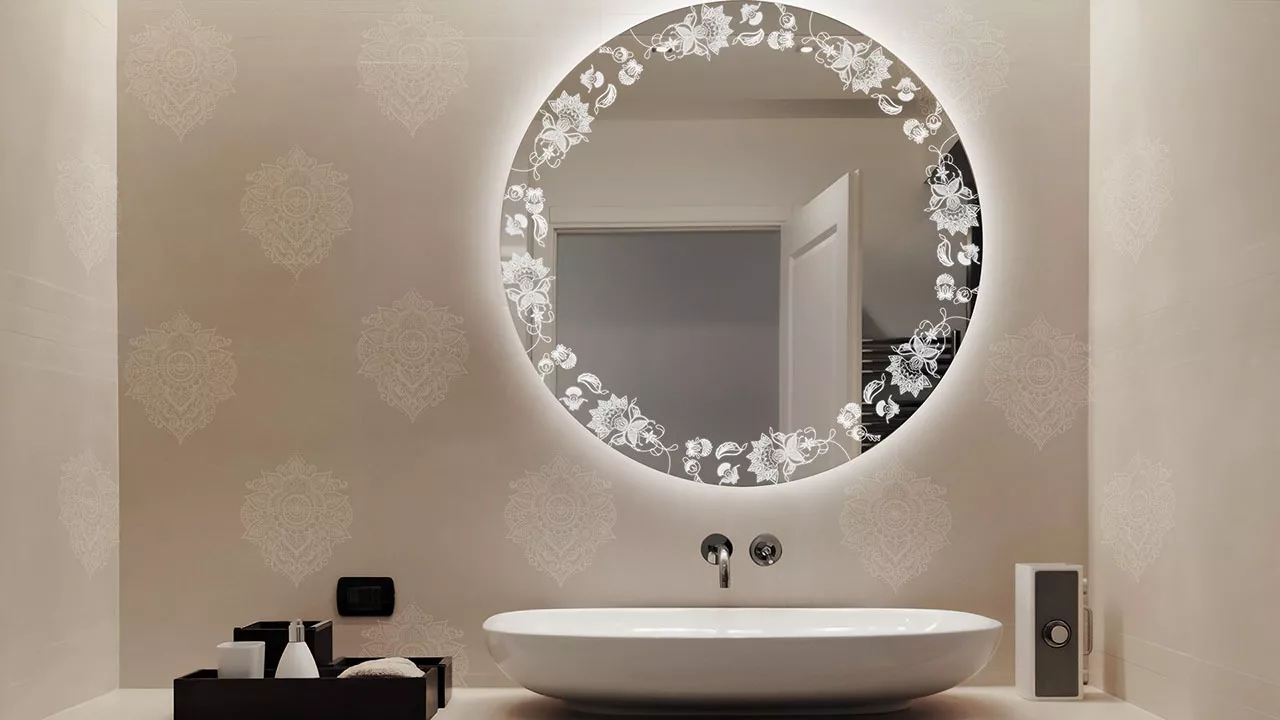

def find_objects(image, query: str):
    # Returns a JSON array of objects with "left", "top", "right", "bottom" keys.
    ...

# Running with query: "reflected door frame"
[
  {"left": 780, "top": 171, "right": 863, "bottom": 466},
  {"left": 537, "top": 205, "right": 794, "bottom": 395}
]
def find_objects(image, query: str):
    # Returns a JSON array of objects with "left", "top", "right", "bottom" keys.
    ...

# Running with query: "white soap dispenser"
[{"left": 274, "top": 620, "right": 320, "bottom": 679}]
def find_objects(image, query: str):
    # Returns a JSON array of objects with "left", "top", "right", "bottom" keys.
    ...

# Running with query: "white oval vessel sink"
[{"left": 484, "top": 607, "right": 1002, "bottom": 715}]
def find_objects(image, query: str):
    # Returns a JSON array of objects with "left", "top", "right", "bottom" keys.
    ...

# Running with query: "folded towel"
[{"left": 337, "top": 657, "right": 425, "bottom": 679}]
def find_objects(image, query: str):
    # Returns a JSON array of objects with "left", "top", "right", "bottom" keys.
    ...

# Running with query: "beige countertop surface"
[{"left": 46, "top": 687, "right": 1162, "bottom": 720}]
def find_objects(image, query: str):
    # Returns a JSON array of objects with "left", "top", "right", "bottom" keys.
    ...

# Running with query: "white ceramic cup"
[{"left": 217, "top": 641, "right": 266, "bottom": 679}]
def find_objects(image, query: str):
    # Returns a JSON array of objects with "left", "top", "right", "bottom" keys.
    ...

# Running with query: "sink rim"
[{"left": 484, "top": 606, "right": 1003, "bottom": 639}]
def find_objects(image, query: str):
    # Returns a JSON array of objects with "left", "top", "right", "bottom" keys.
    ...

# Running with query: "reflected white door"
[{"left": 779, "top": 172, "right": 862, "bottom": 477}]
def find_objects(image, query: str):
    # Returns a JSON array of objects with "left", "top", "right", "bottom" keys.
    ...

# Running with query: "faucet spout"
[{"left": 700, "top": 534, "right": 733, "bottom": 589}]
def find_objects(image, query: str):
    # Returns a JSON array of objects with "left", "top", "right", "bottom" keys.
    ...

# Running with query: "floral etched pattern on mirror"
[{"left": 500, "top": 3, "right": 982, "bottom": 486}]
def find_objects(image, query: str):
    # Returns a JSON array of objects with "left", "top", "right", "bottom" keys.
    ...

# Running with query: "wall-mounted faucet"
[{"left": 700, "top": 534, "right": 733, "bottom": 588}]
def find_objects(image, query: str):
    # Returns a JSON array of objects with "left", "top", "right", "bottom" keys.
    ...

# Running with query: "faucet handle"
[
  {"left": 699, "top": 534, "right": 732, "bottom": 564},
  {"left": 750, "top": 534, "right": 782, "bottom": 566}
]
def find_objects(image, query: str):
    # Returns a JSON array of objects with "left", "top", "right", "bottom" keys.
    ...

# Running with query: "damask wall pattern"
[
  {"left": 357, "top": 291, "right": 470, "bottom": 421},
  {"left": 357, "top": 3, "right": 470, "bottom": 137},
  {"left": 839, "top": 459, "right": 952, "bottom": 593},
  {"left": 1099, "top": 452, "right": 1175, "bottom": 582},
  {"left": 360, "top": 603, "right": 471, "bottom": 686},
  {"left": 119, "top": 0, "right": 1091, "bottom": 688},
  {"left": 504, "top": 454, "right": 618, "bottom": 587},
  {"left": 241, "top": 455, "right": 354, "bottom": 587},
  {"left": 908, "top": 4, "right": 1009, "bottom": 119},
  {"left": 1100, "top": 137, "right": 1173, "bottom": 261},
  {"left": 58, "top": 450, "right": 122, "bottom": 577},
  {"left": 240, "top": 146, "right": 354, "bottom": 279},
  {"left": 123, "top": 6, "right": 237, "bottom": 141},
  {"left": 123, "top": 310, "right": 238, "bottom": 444},
  {"left": 55, "top": 152, "right": 118, "bottom": 274},
  {"left": 984, "top": 317, "right": 1092, "bottom": 450}
]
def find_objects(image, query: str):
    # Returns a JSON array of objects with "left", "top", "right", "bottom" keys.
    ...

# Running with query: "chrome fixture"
[
  {"left": 749, "top": 534, "right": 782, "bottom": 566},
  {"left": 700, "top": 534, "right": 733, "bottom": 588}
]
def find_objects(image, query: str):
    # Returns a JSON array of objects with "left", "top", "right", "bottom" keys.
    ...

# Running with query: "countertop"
[{"left": 44, "top": 687, "right": 1162, "bottom": 720}]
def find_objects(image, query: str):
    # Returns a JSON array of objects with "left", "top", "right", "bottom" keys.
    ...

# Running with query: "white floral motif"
[
  {"left": 888, "top": 323, "right": 947, "bottom": 398},
  {"left": 717, "top": 463, "right": 740, "bottom": 484},
  {"left": 888, "top": 355, "right": 930, "bottom": 398},
  {"left": 902, "top": 83, "right": 949, "bottom": 146},
  {"left": 936, "top": 273, "right": 957, "bottom": 301},
  {"left": 561, "top": 386, "right": 585, "bottom": 410},
  {"left": 357, "top": 291, "right": 469, "bottom": 421},
  {"left": 912, "top": 5, "right": 1009, "bottom": 118},
  {"left": 928, "top": 153, "right": 980, "bottom": 236},
  {"left": 505, "top": 214, "right": 529, "bottom": 236},
  {"left": 504, "top": 455, "right": 617, "bottom": 586},
  {"left": 840, "top": 460, "right": 951, "bottom": 592},
  {"left": 360, "top": 603, "right": 470, "bottom": 686},
  {"left": 650, "top": 5, "right": 735, "bottom": 60},
  {"left": 1101, "top": 453, "right": 1175, "bottom": 581},
  {"left": 929, "top": 177, "right": 980, "bottom": 235},
  {"left": 619, "top": 58, "right": 644, "bottom": 85},
  {"left": 894, "top": 77, "right": 920, "bottom": 101},
  {"left": 904, "top": 118, "right": 931, "bottom": 144},
  {"left": 501, "top": 253, "right": 554, "bottom": 348},
  {"left": 57, "top": 450, "right": 119, "bottom": 576},
  {"left": 585, "top": 395, "right": 675, "bottom": 457},
  {"left": 124, "top": 310, "right": 237, "bottom": 443},
  {"left": 358, "top": 5, "right": 469, "bottom": 137},
  {"left": 536, "top": 345, "right": 577, "bottom": 380},
  {"left": 600, "top": 46, "right": 644, "bottom": 86},
  {"left": 685, "top": 438, "right": 712, "bottom": 458},
  {"left": 240, "top": 147, "right": 353, "bottom": 278},
  {"left": 528, "top": 92, "right": 594, "bottom": 176},
  {"left": 55, "top": 152, "right": 116, "bottom": 273},
  {"left": 836, "top": 403, "right": 880, "bottom": 444},
  {"left": 745, "top": 428, "right": 834, "bottom": 484},
  {"left": 580, "top": 66, "right": 605, "bottom": 91},
  {"left": 837, "top": 404, "right": 861, "bottom": 430},
  {"left": 745, "top": 433, "right": 782, "bottom": 484},
  {"left": 505, "top": 185, "right": 549, "bottom": 246},
  {"left": 808, "top": 35, "right": 893, "bottom": 94},
  {"left": 1101, "top": 137, "right": 1174, "bottom": 261},
  {"left": 124, "top": 7, "right": 237, "bottom": 140},
  {"left": 550, "top": 344, "right": 575, "bottom": 368},
  {"left": 240, "top": 456, "right": 353, "bottom": 587},
  {"left": 984, "top": 318, "right": 1091, "bottom": 450}
]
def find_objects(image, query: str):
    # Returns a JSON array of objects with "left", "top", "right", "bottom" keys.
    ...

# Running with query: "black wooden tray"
[
  {"left": 233, "top": 620, "right": 334, "bottom": 670},
  {"left": 328, "top": 657, "right": 453, "bottom": 708},
  {"left": 174, "top": 662, "right": 440, "bottom": 720}
]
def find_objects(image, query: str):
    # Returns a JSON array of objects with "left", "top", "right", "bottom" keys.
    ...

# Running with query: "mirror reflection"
[{"left": 500, "top": 4, "right": 982, "bottom": 486}]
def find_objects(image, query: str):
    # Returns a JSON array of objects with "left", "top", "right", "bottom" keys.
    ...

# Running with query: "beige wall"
[
  {"left": 1089, "top": 0, "right": 1280, "bottom": 718},
  {"left": 118, "top": 0, "right": 1089, "bottom": 688},
  {"left": 0, "top": 0, "right": 120, "bottom": 718}
]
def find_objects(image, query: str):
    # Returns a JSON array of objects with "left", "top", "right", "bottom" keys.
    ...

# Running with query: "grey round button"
[{"left": 1043, "top": 620, "right": 1072, "bottom": 648}]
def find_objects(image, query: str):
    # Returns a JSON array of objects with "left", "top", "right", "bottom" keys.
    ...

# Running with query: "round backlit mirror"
[{"left": 500, "top": 3, "right": 982, "bottom": 486}]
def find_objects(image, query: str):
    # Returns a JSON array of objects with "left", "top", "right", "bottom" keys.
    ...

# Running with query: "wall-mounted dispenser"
[{"left": 1015, "top": 563, "right": 1089, "bottom": 700}]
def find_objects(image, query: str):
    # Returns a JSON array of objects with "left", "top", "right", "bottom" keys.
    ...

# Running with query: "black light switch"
[{"left": 336, "top": 577, "right": 396, "bottom": 617}]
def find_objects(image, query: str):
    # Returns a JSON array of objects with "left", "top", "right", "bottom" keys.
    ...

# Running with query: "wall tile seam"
[
  {"left": 1100, "top": 642, "right": 1280, "bottom": 718},
  {"left": 0, "top": 271, "right": 119, "bottom": 313},
  {"left": 0, "top": 356, "right": 121, "bottom": 384},
  {"left": 1101, "top": 652, "right": 1280, "bottom": 720}
]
